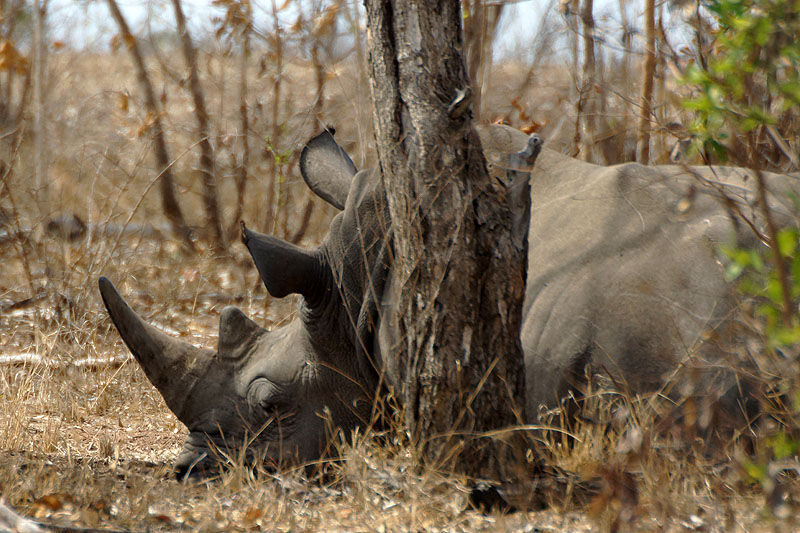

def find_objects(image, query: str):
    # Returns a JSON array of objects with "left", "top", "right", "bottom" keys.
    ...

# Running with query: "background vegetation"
[{"left": 0, "top": 0, "right": 798, "bottom": 530}]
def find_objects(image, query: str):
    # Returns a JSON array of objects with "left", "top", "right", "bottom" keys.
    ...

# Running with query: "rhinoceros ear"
[
  {"left": 506, "top": 133, "right": 542, "bottom": 250},
  {"left": 240, "top": 222, "right": 330, "bottom": 304},
  {"left": 300, "top": 127, "right": 357, "bottom": 210},
  {"left": 218, "top": 306, "right": 264, "bottom": 360}
]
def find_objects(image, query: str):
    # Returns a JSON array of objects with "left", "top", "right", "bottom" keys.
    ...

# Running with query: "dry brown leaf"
[
  {"left": 117, "top": 92, "right": 129, "bottom": 113},
  {"left": 34, "top": 493, "right": 74, "bottom": 512},
  {"left": 244, "top": 507, "right": 262, "bottom": 522},
  {"left": 110, "top": 34, "right": 121, "bottom": 52},
  {"left": 0, "top": 39, "right": 28, "bottom": 73}
]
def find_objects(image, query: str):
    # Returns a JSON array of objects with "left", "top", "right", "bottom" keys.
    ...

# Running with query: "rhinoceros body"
[{"left": 99, "top": 125, "right": 790, "bottom": 475}]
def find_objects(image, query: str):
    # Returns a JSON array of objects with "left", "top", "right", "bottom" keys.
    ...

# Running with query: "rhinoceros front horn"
[{"left": 98, "top": 277, "right": 214, "bottom": 420}]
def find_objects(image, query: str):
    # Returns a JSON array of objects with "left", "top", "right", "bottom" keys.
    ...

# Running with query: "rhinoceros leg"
[{"left": 98, "top": 277, "right": 214, "bottom": 420}]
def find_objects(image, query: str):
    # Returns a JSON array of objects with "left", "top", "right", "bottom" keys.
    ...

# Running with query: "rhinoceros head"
[{"left": 99, "top": 128, "right": 390, "bottom": 477}]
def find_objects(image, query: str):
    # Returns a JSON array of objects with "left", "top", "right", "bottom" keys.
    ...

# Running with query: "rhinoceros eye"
[{"left": 247, "top": 378, "right": 283, "bottom": 414}]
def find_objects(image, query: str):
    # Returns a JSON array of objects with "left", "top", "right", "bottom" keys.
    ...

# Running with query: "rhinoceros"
[{"left": 99, "top": 124, "right": 790, "bottom": 476}]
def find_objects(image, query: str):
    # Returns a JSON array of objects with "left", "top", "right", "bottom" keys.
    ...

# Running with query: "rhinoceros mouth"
[
  {"left": 174, "top": 427, "right": 300, "bottom": 479},
  {"left": 174, "top": 434, "right": 213, "bottom": 479},
  {"left": 174, "top": 432, "right": 268, "bottom": 479}
]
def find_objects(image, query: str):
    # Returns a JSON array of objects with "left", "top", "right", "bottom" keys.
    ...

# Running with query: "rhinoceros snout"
[
  {"left": 174, "top": 449, "right": 210, "bottom": 480},
  {"left": 173, "top": 433, "right": 287, "bottom": 480}
]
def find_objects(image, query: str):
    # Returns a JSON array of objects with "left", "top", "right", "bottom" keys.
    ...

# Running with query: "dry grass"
[
  {"left": 0, "top": 17, "right": 798, "bottom": 531},
  {"left": 0, "top": 296, "right": 791, "bottom": 532},
  {"left": 1, "top": 202, "right": 794, "bottom": 531},
  {"left": 1, "top": 238, "right": 796, "bottom": 530}
]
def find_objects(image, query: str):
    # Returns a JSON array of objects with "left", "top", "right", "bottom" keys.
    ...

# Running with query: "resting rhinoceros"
[{"left": 99, "top": 124, "right": 791, "bottom": 476}]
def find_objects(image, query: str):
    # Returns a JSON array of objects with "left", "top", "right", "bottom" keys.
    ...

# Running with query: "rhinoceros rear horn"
[
  {"left": 299, "top": 127, "right": 357, "bottom": 210},
  {"left": 218, "top": 306, "right": 264, "bottom": 360},
  {"left": 98, "top": 277, "right": 214, "bottom": 418},
  {"left": 240, "top": 223, "right": 330, "bottom": 304}
]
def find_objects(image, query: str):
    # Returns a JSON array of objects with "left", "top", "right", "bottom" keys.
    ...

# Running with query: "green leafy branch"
[{"left": 683, "top": 0, "right": 800, "bottom": 165}]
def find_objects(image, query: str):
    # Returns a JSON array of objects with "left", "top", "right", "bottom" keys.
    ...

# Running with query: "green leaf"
[
  {"left": 791, "top": 251, "right": 800, "bottom": 281},
  {"left": 738, "top": 276, "right": 763, "bottom": 296},
  {"left": 743, "top": 460, "right": 767, "bottom": 483},
  {"left": 725, "top": 261, "right": 744, "bottom": 281},
  {"left": 756, "top": 302, "right": 779, "bottom": 322},
  {"left": 777, "top": 228, "right": 798, "bottom": 258},
  {"left": 772, "top": 326, "right": 800, "bottom": 347},
  {"left": 779, "top": 80, "right": 800, "bottom": 103},
  {"left": 707, "top": 138, "right": 729, "bottom": 161},
  {"left": 766, "top": 277, "right": 785, "bottom": 306},
  {"left": 750, "top": 250, "right": 765, "bottom": 272},
  {"left": 769, "top": 432, "right": 800, "bottom": 460},
  {"left": 730, "top": 247, "right": 753, "bottom": 266},
  {"left": 754, "top": 17, "right": 773, "bottom": 46}
]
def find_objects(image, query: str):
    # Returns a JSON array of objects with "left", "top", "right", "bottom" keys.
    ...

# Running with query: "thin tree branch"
[
  {"left": 171, "top": 0, "right": 225, "bottom": 253},
  {"left": 105, "top": 0, "right": 196, "bottom": 253}
]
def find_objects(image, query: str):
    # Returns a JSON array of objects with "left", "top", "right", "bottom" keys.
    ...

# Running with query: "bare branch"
[
  {"left": 170, "top": 0, "right": 225, "bottom": 252},
  {"left": 105, "top": 0, "right": 196, "bottom": 253}
]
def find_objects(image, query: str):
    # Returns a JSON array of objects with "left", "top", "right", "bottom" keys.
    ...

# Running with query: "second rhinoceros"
[{"left": 99, "top": 124, "right": 789, "bottom": 476}]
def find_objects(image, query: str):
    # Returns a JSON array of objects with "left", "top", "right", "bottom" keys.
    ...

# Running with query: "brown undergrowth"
[{"left": 1, "top": 234, "right": 797, "bottom": 530}]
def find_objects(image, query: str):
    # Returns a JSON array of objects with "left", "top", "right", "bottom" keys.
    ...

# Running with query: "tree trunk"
[
  {"left": 33, "top": 0, "right": 47, "bottom": 215},
  {"left": 462, "top": 0, "right": 503, "bottom": 120},
  {"left": 262, "top": 0, "right": 284, "bottom": 234},
  {"left": 636, "top": 0, "right": 656, "bottom": 164},
  {"left": 566, "top": 0, "right": 581, "bottom": 157},
  {"left": 579, "top": 0, "right": 596, "bottom": 161},
  {"left": 106, "top": 0, "right": 196, "bottom": 253},
  {"left": 228, "top": 5, "right": 251, "bottom": 243},
  {"left": 655, "top": 6, "right": 668, "bottom": 162},
  {"left": 347, "top": 0, "right": 368, "bottom": 95},
  {"left": 309, "top": 33, "right": 326, "bottom": 123},
  {"left": 365, "top": 0, "right": 527, "bottom": 479},
  {"left": 171, "top": 0, "right": 225, "bottom": 253}
]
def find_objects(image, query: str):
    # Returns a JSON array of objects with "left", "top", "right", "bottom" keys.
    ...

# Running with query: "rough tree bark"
[
  {"left": 365, "top": 0, "right": 527, "bottom": 479},
  {"left": 171, "top": 0, "right": 225, "bottom": 252},
  {"left": 106, "top": 0, "right": 196, "bottom": 252}
]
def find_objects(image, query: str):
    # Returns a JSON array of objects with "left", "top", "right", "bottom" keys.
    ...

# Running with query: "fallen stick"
[
  {"left": 0, "top": 353, "right": 129, "bottom": 370},
  {"left": 0, "top": 498, "right": 46, "bottom": 533}
]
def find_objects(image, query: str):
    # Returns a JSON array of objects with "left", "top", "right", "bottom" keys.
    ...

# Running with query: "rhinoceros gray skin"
[{"left": 99, "top": 124, "right": 792, "bottom": 477}]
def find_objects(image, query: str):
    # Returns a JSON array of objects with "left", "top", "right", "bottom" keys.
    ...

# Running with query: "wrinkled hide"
[{"left": 100, "top": 124, "right": 795, "bottom": 475}]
